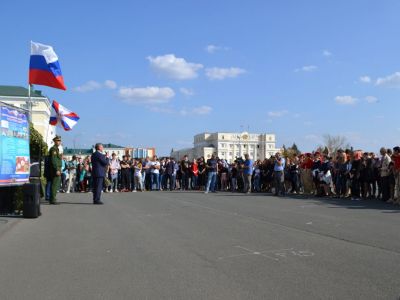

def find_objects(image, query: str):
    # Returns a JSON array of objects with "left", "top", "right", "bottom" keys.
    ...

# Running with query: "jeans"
[
  {"left": 151, "top": 173, "right": 159, "bottom": 190},
  {"left": 134, "top": 175, "right": 143, "bottom": 191},
  {"left": 253, "top": 176, "right": 261, "bottom": 192},
  {"left": 206, "top": 171, "right": 217, "bottom": 192},
  {"left": 335, "top": 173, "right": 347, "bottom": 196},
  {"left": 181, "top": 172, "right": 189, "bottom": 190},
  {"left": 141, "top": 172, "right": 146, "bottom": 189},
  {"left": 274, "top": 171, "right": 285, "bottom": 196},
  {"left": 45, "top": 180, "right": 52, "bottom": 200},
  {"left": 290, "top": 173, "right": 300, "bottom": 193},
  {"left": 243, "top": 174, "right": 252, "bottom": 193},
  {"left": 166, "top": 174, "right": 176, "bottom": 190},
  {"left": 110, "top": 173, "right": 118, "bottom": 191},
  {"left": 61, "top": 173, "right": 67, "bottom": 192},
  {"left": 67, "top": 171, "right": 76, "bottom": 193},
  {"left": 160, "top": 174, "right": 165, "bottom": 190},
  {"left": 231, "top": 177, "right": 237, "bottom": 192},
  {"left": 191, "top": 175, "right": 198, "bottom": 189}
]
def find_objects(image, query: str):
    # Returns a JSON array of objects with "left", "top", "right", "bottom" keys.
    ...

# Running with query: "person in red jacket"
[
  {"left": 191, "top": 159, "right": 199, "bottom": 190},
  {"left": 300, "top": 153, "right": 314, "bottom": 194}
]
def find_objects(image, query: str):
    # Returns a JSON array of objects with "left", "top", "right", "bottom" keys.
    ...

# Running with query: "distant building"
[
  {"left": 63, "top": 147, "right": 92, "bottom": 161},
  {"left": 126, "top": 147, "right": 156, "bottom": 159},
  {"left": 63, "top": 144, "right": 156, "bottom": 161},
  {"left": 102, "top": 143, "right": 126, "bottom": 160},
  {"left": 171, "top": 132, "right": 279, "bottom": 162},
  {"left": 0, "top": 85, "right": 56, "bottom": 147}
]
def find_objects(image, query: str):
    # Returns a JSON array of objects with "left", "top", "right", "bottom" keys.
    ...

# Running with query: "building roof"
[
  {"left": 63, "top": 148, "right": 93, "bottom": 155},
  {"left": 102, "top": 143, "right": 125, "bottom": 149},
  {"left": 0, "top": 85, "right": 46, "bottom": 98}
]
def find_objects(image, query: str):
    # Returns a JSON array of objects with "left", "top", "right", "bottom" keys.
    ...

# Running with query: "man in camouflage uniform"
[{"left": 48, "top": 135, "right": 62, "bottom": 204}]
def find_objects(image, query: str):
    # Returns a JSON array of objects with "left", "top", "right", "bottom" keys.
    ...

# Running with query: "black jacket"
[{"left": 91, "top": 151, "right": 109, "bottom": 178}]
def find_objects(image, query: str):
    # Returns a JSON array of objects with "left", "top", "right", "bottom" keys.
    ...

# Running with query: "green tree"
[
  {"left": 29, "top": 122, "right": 48, "bottom": 160},
  {"left": 290, "top": 143, "right": 301, "bottom": 155}
]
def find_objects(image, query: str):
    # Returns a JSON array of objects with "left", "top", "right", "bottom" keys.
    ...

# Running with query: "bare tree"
[{"left": 322, "top": 134, "right": 350, "bottom": 154}]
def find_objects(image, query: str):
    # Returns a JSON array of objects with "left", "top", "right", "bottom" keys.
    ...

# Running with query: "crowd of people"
[{"left": 54, "top": 146, "right": 400, "bottom": 205}]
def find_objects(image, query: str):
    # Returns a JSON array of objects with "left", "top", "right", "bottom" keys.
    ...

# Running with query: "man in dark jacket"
[{"left": 91, "top": 143, "right": 109, "bottom": 204}]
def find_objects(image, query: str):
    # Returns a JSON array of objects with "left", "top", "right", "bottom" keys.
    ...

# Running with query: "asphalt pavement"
[{"left": 0, "top": 191, "right": 399, "bottom": 300}]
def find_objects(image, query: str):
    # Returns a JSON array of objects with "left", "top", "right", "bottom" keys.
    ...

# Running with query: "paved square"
[{"left": 0, "top": 192, "right": 399, "bottom": 299}]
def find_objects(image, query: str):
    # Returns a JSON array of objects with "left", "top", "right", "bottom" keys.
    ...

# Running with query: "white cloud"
[
  {"left": 267, "top": 110, "right": 289, "bottom": 117},
  {"left": 323, "top": 50, "right": 332, "bottom": 57},
  {"left": 180, "top": 106, "right": 212, "bottom": 116},
  {"left": 147, "top": 106, "right": 175, "bottom": 114},
  {"left": 294, "top": 65, "right": 318, "bottom": 72},
  {"left": 74, "top": 80, "right": 118, "bottom": 92},
  {"left": 192, "top": 105, "right": 212, "bottom": 115},
  {"left": 147, "top": 54, "right": 203, "bottom": 80},
  {"left": 375, "top": 72, "right": 400, "bottom": 88},
  {"left": 104, "top": 80, "right": 117, "bottom": 89},
  {"left": 118, "top": 86, "right": 175, "bottom": 104},
  {"left": 205, "top": 44, "right": 230, "bottom": 54},
  {"left": 73, "top": 80, "right": 102, "bottom": 92},
  {"left": 335, "top": 96, "right": 358, "bottom": 105},
  {"left": 179, "top": 88, "right": 194, "bottom": 97},
  {"left": 359, "top": 76, "right": 371, "bottom": 83},
  {"left": 205, "top": 45, "right": 219, "bottom": 54},
  {"left": 205, "top": 67, "right": 246, "bottom": 80},
  {"left": 365, "top": 96, "right": 378, "bottom": 104}
]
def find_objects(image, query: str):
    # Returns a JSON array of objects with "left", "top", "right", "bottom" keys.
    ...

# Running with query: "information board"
[{"left": 0, "top": 103, "right": 30, "bottom": 186}]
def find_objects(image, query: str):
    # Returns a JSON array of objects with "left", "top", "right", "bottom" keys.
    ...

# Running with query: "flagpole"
[{"left": 28, "top": 84, "right": 32, "bottom": 122}]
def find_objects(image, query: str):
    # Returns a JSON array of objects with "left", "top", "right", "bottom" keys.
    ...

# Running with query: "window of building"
[
  {"left": 222, "top": 135, "right": 224, "bottom": 139},
  {"left": 229, "top": 152, "right": 233, "bottom": 156}
]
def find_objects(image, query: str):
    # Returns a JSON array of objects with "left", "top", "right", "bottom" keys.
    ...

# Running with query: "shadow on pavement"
[
  {"left": 58, "top": 202, "right": 94, "bottom": 205},
  {"left": 213, "top": 192, "right": 400, "bottom": 211}
]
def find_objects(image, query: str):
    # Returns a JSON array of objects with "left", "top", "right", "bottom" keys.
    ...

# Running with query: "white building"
[
  {"left": 171, "top": 132, "right": 280, "bottom": 162},
  {"left": 0, "top": 85, "right": 56, "bottom": 147}
]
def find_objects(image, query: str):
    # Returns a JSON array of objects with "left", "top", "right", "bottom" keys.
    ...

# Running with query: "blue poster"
[{"left": 0, "top": 104, "right": 30, "bottom": 186}]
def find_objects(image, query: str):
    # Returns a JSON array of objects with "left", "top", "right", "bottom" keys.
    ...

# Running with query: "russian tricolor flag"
[
  {"left": 50, "top": 100, "right": 79, "bottom": 131},
  {"left": 29, "top": 41, "right": 67, "bottom": 90}
]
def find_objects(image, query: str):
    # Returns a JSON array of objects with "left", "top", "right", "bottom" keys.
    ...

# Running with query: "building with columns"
[{"left": 171, "top": 132, "right": 279, "bottom": 162}]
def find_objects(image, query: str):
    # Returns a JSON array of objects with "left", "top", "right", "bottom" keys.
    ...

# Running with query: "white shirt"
[{"left": 150, "top": 161, "right": 160, "bottom": 174}]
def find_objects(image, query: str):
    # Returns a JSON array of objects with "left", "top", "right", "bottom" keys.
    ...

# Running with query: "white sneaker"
[
  {"left": 132, "top": 190, "right": 137, "bottom": 192},
  {"left": 109, "top": 190, "right": 113, "bottom": 193},
  {"left": 66, "top": 191, "right": 70, "bottom": 194},
  {"left": 115, "top": 190, "right": 119, "bottom": 193},
  {"left": 204, "top": 191, "right": 209, "bottom": 194}
]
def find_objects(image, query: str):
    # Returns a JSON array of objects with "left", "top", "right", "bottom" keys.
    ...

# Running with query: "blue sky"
[{"left": 1, "top": 1, "right": 400, "bottom": 155}]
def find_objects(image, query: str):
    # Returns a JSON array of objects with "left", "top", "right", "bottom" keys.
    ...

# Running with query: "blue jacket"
[{"left": 91, "top": 151, "right": 109, "bottom": 178}]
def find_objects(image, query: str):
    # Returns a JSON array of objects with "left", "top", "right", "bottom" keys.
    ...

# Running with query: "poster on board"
[{"left": 0, "top": 103, "right": 30, "bottom": 186}]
